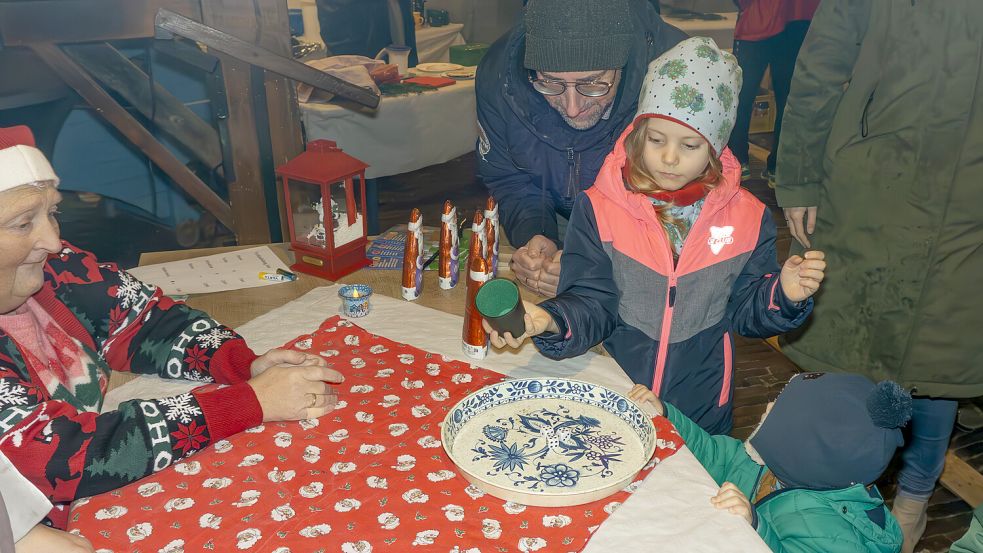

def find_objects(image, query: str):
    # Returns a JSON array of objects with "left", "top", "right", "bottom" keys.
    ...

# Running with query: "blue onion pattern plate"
[{"left": 441, "top": 378, "right": 656, "bottom": 507}]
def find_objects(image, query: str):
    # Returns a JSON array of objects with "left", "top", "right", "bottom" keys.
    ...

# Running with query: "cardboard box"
[{"left": 749, "top": 92, "right": 776, "bottom": 135}]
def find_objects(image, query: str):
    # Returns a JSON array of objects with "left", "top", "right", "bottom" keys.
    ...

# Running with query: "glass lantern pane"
[
  {"left": 329, "top": 178, "right": 364, "bottom": 247},
  {"left": 287, "top": 179, "right": 326, "bottom": 248}
]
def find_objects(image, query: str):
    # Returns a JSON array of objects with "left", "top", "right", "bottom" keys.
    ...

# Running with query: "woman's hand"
[
  {"left": 780, "top": 250, "right": 827, "bottom": 302},
  {"left": 482, "top": 301, "right": 558, "bottom": 349},
  {"left": 250, "top": 348, "right": 327, "bottom": 377},
  {"left": 627, "top": 384, "right": 665, "bottom": 416},
  {"left": 16, "top": 524, "right": 93, "bottom": 553},
  {"left": 247, "top": 364, "right": 343, "bottom": 421},
  {"left": 711, "top": 482, "right": 754, "bottom": 525}
]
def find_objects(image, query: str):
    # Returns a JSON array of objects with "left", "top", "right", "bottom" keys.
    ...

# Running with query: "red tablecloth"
[{"left": 69, "top": 316, "right": 683, "bottom": 552}]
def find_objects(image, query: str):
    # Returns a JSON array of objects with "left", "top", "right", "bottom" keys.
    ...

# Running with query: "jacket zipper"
[
  {"left": 719, "top": 331, "right": 733, "bottom": 407},
  {"left": 566, "top": 148, "right": 576, "bottom": 199},
  {"left": 651, "top": 274, "right": 676, "bottom": 396}
]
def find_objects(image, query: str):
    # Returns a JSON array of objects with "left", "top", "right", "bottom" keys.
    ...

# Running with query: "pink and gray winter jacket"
[{"left": 533, "top": 124, "right": 811, "bottom": 434}]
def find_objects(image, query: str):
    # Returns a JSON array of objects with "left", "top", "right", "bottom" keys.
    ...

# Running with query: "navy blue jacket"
[{"left": 475, "top": 2, "right": 687, "bottom": 248}]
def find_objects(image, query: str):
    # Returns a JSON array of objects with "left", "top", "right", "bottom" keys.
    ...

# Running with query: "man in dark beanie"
[{"left": 475, "top": 0, "right": 685, "bottom": 297}]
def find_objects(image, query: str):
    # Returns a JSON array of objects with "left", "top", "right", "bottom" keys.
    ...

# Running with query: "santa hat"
[
  {"left": 749, "top": 373, "right": 912, "bottom": 490},
  {"left": 634, "top": 37, "right": 742, "bottom": 154},
  {"left": 0, "top": 125, "right": 60, "bottom": 192}
]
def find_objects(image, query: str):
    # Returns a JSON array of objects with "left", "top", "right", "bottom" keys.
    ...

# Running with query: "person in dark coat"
[{"left": 475, "top": 0, "right": 686, "bottom": 296}]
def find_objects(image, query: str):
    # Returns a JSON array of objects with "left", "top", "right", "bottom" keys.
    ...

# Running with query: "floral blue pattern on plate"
[{"left": 442, "top": 378, "right": 656, "bottom": 507}]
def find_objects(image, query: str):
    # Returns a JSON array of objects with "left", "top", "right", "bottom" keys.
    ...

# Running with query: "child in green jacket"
[{"left": 630, "top": 373, "right": 909, "bottom": 552}]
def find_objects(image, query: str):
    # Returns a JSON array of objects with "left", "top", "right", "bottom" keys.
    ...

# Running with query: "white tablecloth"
[
  {"left": 106, "top": 285, "right": 768, "bottom": 552},
  {"left": 300, "top": 78, "right": 477, "bottom": 179},
  {"left": 663, "top": 12, "right": 738, "bottom": 50},
  {"left": 416, "top": 23, "right": 466, "bottom": 63}
]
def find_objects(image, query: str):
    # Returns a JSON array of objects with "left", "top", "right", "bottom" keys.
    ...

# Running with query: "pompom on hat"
[
  {"left": 634, "top": 36, "right": 742, "bottom": 154},
  {"left": 749, "top": 372, "right": 912, "bottom": 490},
  {"left": 0, "top": 125, "right": 60, "bottom": 192}
]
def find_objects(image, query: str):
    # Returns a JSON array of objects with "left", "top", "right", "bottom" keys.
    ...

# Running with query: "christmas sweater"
[{"left": 0, "top": 242, "right": 263, "bottom": 527}]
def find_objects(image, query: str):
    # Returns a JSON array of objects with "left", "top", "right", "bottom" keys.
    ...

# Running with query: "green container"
[{"left": 450, "top": 43, "right": 489, "bottom": 67}]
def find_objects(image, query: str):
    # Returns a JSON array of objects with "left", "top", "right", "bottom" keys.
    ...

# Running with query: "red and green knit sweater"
[{"left": 0, "top": 242, "right": 263, "bottom": 527}]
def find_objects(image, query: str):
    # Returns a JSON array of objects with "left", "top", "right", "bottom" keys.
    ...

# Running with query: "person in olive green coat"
[
  {"left": 773, "top": 2, "right": 983, "bottom": 549},
  {"left": 629, "top": 373, "right": 909, "bottom": 552}
]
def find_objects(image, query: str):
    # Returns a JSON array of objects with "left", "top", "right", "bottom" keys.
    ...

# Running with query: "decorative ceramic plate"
[
  {"left": 416, "top": 62, "right": 464, "bottom": 73},
  {"left": 442, "top": 67, "right": 477, "bottom": 80},
  {"left": 442, "top": 378, "right": 656, "bottom": 507}
]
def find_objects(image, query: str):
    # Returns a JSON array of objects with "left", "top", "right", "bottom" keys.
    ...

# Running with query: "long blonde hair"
[{"left": 622, "top": 118, "right": 723, "bottom": 241}]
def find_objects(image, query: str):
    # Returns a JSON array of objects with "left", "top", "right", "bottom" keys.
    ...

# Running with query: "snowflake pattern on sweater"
[{"left": 0, "top": 243, "right": 262, "bottom": 528}]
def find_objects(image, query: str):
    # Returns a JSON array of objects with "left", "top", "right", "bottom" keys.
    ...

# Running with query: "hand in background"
[
  {"left": 780, "top": 250, "right": 827, "bottom": 302},
  {"left": 627, "top": 384, "right": 665, "bottom": 416},
  {"left": 482, "top": 301, "right": 558, "bottom": 349},
  {"left": 251, "top": 348, "right": 327, "bottom": 377},
  {"left": 538, "top": 250, "right": 563, "bottom": 297},
  {"left": 511, "top": 235, "right": 558, "bottom": 294},
  {"left": 248, "top": 364, "right": 343, "bottom": 421},
  {"left": 711, "top": 482, "right": 754, "bottom": 525},
  {"left": 783, "top": 206, "right": 818, "bottom": 248}
]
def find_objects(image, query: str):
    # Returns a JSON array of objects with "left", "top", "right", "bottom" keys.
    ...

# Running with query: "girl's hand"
[
  {"left": 627, "top": 384, "right": 665, "bottom": 416},
  {"left": 482, "top": 301, "right": 557, "bottom": 349},
  {"left": 711, "top": 482, "right": 754, "bottom": 525},
  {"left": 780, "top": 250, "right": 827, "bottom": 302}
]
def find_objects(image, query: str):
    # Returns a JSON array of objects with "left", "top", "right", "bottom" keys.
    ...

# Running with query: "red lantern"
[{"left": 277, "top": 140, "right": 370, "bottom": 280}]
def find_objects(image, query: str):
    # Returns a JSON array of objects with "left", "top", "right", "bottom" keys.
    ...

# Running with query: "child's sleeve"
[
  {"left": 727, "top": 209, "right": 812, "bottom": 338},
  {"left": 533, "top": 194, "right": 619, "bottom": 359},
  {"left": 665, "top": 403, "right": 756, "bottom": 491}
]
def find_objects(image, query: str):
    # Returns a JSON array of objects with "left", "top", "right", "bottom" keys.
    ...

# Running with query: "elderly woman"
[{"left": 0, "top": 126, "right": 342, "bottom": 529}]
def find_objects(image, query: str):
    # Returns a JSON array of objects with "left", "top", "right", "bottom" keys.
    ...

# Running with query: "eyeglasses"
[{"left": 528, "top": 71, "right": 616, "bottom": 97}]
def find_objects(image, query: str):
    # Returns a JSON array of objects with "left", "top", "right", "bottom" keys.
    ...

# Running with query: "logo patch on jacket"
[{"left": 707, "top": 226, "right": 735, "bottom": 255}]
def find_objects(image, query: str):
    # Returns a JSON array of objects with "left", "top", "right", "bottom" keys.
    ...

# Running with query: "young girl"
[{"left": 487, "top": 37, "right": 827, "bottom": 434}]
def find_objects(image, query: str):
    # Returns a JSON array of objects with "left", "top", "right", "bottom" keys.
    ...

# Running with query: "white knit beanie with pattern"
[{"left": 634, "top": 36, "right": 742, "bottom": 154}]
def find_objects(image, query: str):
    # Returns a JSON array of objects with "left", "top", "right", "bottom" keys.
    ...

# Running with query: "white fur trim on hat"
[
  {"left": 635, "top": 36, "right": 742, "bottom": 154},
  {"left": 0, "top": 144, "right": 60, "bottom": 192}
]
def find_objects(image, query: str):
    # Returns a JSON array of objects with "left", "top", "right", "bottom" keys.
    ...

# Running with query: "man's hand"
[
  {"left": 628, "top": 384, "right": 665, "bottom": 416},
  {"left": 248, "top": 364, "right": 343, "bottom": 421},
  {"left": 783, "top": 206, "right": 818, "bottom": 248},
  {"left": 780, "top": 250, "right": 827, "bottom": 302},
  {"left": 511, "top": 235, "right": 558, "bottom": 294},
  {"left": 711, "top": 482, "right": 754, "bottom": 525},
  {"left": 538, "top": 250, "right": 563, "bottom": 297},
  {"left": 482, "top": 301, "right": 558, "bottom": 349},
  {"left": 250, "top": 348, "right": 327, "bottom": 377}
]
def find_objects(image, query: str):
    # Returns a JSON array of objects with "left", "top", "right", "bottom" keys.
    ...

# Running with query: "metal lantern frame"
[{"left": 277, "top": 139, "right": 370, "bottom": 280}]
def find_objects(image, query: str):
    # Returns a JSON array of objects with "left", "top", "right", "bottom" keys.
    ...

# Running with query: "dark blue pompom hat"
[{"left": 749, "top": 373, "right": 912, "bottom": 490}]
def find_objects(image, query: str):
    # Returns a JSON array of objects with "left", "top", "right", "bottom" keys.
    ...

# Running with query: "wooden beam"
[
  {"left": 155, "top": 8, "right": 380, "bottom": 108},
  {"left": 0, "top": 0, "right": 200, "bottom": 46},
  {"left": 29, "top": 43, "right": 234, "bottom": 230},
  {"left": 942, "top": 450, "right": 983, "bottom": 509},
  {"left": 63, "top": 43, "right": 224, "bottom": 175},
  {"left": 199, "top": 3, "right": 272, "bottom": 245},
  {"left": 252, "top": 0, "right": 305, "bottom": 240}
]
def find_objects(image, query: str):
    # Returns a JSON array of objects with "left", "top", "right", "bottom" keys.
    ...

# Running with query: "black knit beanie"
[{"left": 524, "top": 0, "right": 634, "bottom": 72}]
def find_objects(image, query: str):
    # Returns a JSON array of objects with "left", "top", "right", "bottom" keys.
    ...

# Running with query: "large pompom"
[{"left": 866, "top": 381, "right": 913, "bottom": 429}]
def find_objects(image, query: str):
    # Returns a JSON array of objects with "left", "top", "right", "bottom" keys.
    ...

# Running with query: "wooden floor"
[{"left": 378, "top": 150, "right": 974, "bottom": 551}]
